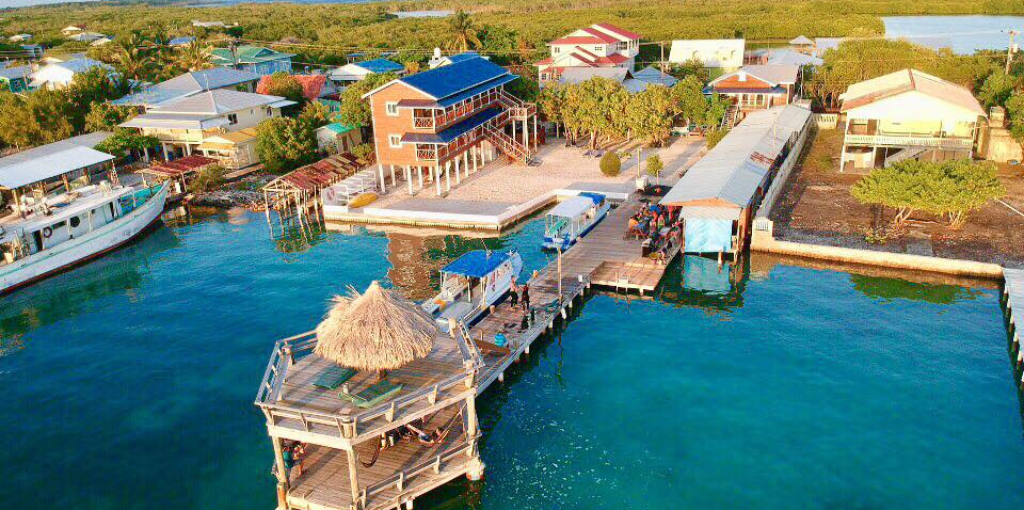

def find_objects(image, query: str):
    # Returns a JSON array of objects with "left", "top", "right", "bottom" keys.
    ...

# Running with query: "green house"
[
  {"left": 0, "top": 65, "right": 32, "bottom": 93},
  {"left": 211, "top": 46, "right": 294, "bottom": 77}
]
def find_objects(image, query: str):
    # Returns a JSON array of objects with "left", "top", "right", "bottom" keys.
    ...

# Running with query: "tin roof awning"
[
  {"left": 0, "top": 145, "right": 114, "bottom": 189},
  {"left": 121, "top": 113, "right": 231, "bottom": 130}
]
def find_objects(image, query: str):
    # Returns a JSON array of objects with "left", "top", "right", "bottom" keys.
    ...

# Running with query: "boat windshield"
[{"left": 545, "top": 216, "right": 569, "bottom": 236}]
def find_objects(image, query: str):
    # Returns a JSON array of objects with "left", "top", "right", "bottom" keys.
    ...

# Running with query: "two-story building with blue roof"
[{"left": 362, "top": 55, "right": 538, "bottom": 196}]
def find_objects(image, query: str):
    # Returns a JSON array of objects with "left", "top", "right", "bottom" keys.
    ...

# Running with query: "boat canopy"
[
  {"left": 441, "top": 250, "right": 511, "bottom": 278},
  {"left": 548, "top": 195, "right": 599, "bottom": 219},
  {"left": 578, "top": 192, "right": 605, "bottom": 204}
]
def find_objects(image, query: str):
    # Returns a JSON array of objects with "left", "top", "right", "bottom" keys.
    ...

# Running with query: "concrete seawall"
[{"left": 751, "top": 233, "right": 1005, "bottom": 279}]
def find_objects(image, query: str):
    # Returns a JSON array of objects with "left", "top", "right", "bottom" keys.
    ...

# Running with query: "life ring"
[{"left": 42, "top": 226, "right": 52, "bottom": 238}]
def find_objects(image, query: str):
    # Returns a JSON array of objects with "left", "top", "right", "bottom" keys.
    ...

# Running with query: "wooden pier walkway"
[
  {"left": 467, "top": 198, "right": 679, "bottom": 392},
  {"left": 1004, "top": 268, "right": 1024, "bottom": 389}
]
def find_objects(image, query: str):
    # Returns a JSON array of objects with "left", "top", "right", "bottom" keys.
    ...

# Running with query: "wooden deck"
[
  {"left": 286, "top": 405, "right": 473, "bottom": 510},
  {"left": 258, "top": 331, "right": 480, "bottom": 448},
  {"left": 1004, "top": 268, "right": 1024, "bottom": 389}
]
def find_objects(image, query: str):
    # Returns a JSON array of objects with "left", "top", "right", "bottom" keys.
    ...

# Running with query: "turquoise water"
[{"left": 1, "top": 209, "right": 1021, "bottom": 509}]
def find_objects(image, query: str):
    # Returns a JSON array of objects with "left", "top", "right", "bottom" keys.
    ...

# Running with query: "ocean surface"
[
  {"left": 0, "top": 207, "right": 1022, "bottom": 510},
  {"left": 884, "top": 15, "right": 1024, "bottom": 54}
]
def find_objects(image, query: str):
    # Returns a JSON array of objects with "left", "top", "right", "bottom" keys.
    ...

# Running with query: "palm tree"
[
  {"left": 114, "top": 33, "right": 153, "bottom": 82},
  {"left": 446, "top": 10, "right": 481, "bottom": 53},
  {"left": 174, "top": 40, "right": 214, "bottom": 72}
]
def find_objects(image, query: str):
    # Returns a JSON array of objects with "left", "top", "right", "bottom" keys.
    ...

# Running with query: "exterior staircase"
[
  {"left": 883, "top": 146, "right": 928, "bottom": 167},
  {"left": 721, "top": 105, "right": 740, "bottom": 129},
  {"left": 482, "top": 123, "right": 533, "bottom": 165}
]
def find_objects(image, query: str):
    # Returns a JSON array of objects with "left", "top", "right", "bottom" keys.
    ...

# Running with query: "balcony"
[
  {"left": 411, "top": 89, "right": 502, "bottom": 132},
  {"left": 844, "top": 133, "right": 974, "bottom": 150}
]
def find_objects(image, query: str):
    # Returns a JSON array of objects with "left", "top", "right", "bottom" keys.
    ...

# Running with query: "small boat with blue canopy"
[
  {"left": 542, "top": 192, "right": 610, "bottom": 251},
  {"left": 421, "top": 249, "right": 523, "bottom": 332}
]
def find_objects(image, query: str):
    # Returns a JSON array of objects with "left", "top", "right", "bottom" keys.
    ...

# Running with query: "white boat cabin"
[
  {"left": 543, "top": 192, "right": 609, "bottom": 250},
  {"left": 422, "top": 250, "right": 523, "bottom": 331}
]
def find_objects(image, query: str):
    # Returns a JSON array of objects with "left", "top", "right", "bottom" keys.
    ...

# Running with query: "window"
[
  {"left": 386, "top": 102, "right": 399, "bottom": 116},
  {"left": 388, "top": 134, "right": 402, "bottom": 148},
  {"left": 227, "top": 113, "right": 238, "bottom": 125},
  {"left": 594, "top": 46, "right": 602, "bottom": 52}
]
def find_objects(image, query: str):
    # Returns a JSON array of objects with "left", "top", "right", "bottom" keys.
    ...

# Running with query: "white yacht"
[
  {"left": 542, "top": 192, "right": 610, "bottom": 251},
  {"left": 1, "top": 181, "right": 169, "bottom": 294},
  {"left": 421, "top": 250, "right": 523, "bottom": 332}
]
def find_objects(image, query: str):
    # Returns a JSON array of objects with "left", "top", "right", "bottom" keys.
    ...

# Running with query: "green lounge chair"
[
  {"left": 312, "top": 366, "right": 357, "bottom": 390},
  {"left": 339, "top": 380, "right": 404, "bottom": 408}
]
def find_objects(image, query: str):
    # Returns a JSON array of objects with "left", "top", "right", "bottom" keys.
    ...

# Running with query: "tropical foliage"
[
  {"left": 852, "top": 159, "right": 1005, "bottom": 229},
  {"left": 599, "top": 151, "right": 621, "bottom": 177},
  {"left": 255, "top": 102, "right": 331, "bottom": 173},
  {"left": 335, "top": 72, "right": 398, "bottom": 128}
]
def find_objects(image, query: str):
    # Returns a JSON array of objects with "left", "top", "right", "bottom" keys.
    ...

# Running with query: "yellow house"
[
  {"left": 196, "top": 128, "right": 259, "bottom": 170},
  {"left": 839, "top": 69, "right": 986, "bottom": 171}
]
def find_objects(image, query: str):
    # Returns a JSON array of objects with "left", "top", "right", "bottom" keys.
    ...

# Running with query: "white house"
[
  {"left": 8, "top": 34, "right": 32, "bottom": 43},
  {"left": 68, "top": 32, "right": 108, "bottom": 43},
  {"left": 668, "top": 39, "right": 745, "bottom": 75},
  {"left": 329, "top": 58, "right": 406, "bottom": 86},
  {"left": 535, "top": 23, "right": 641, "bottom": 83},
  {"left": 29, "top": 58, "right": 116, "bottom": 90},
  {"left": 838, "top": 69, "right": 986, "bottom": 171},
  {"left": 61, "top": 26, "right": 84, "bottom": 36},
  {"left": 120, "top": 89, "right": 296, "bottom": 161}
]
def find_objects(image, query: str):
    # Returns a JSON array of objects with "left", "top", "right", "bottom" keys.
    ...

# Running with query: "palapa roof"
[
  {"left": 789, "top": 35, "right": 814, "bottom": 46},
  {"left": 263, "top": 153, "right": 361, "bottom": 193},
  {"left": 314, "top": 281, "right": 437, "bottom": 372}
]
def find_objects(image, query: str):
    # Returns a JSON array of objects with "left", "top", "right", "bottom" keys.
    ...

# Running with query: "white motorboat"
[
  {"left": 542, "top": 192, "right": 610, "bottom": 251},
  {"left": 421, "top": 249, "right": 523, "bottom": 332}
]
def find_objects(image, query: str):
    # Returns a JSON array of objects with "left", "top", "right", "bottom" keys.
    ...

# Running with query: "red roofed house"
[
  {"left": 535, "top": 23, "right": 641, "bottom": 84},
  {"left": 256, "top": 74, "right": 333, "bottom": 101},
  {"left": 706, "top": 65, "right": 802, "bottom": 116}
]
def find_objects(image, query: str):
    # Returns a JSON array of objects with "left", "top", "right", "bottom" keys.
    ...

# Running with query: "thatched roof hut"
[{"left": 314, "top": 281, "right": 437, "bottom": 372}]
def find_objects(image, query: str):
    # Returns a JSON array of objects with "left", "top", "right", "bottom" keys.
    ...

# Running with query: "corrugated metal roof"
[
  {"left": 679, "top": 206, "right": 742, "bottom": 220},
  {"left": 661, "top": 105, "right": 811, "bottom": 209},
  {"left": 632, "top": 66, "right": 679, "bottom": 87},
  {"left": 0, "top": 65, "right": 31, "bottom": 81},
  {"left": 357, "top": 58, "right": 405, "bottom": 74},
  {"left": 0, "top": 144, "right": 114, "bottom": 189},
  {"left": 398, "top": 57, "right": 511, "bottom": 100},
  {"left": 839, "top": 68, "right": 985, "bottom": 116},
  {"left": 766, "top": 49, "right": 823, "bottom": 66},
  {"left": 558, "top": 67, "right": 631, "bottom": 85},
  {"left": 151, "top": 89, "right": 284, "bottom": 114}
]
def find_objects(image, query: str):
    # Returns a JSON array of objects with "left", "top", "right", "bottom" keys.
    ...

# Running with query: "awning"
[
  {"left": 0, "top": 146, "right": 114, "bottom": 189},
  {"left": 269, "top": 99, "right": 298, "bottom": 109},
  {"left": 548, "top": 196, "right": 596, "bottom": 219},
  {"left": 138, "top": 155, "right": 217, "bottom": 178},
  {"left": 441, "top": 250, "right": 511, "bottom": 278}
]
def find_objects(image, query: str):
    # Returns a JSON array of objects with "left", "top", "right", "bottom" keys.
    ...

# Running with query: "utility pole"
[
  {"left": 660, "top": 42, "right": 666, "bottom": 73},
  {"left": 1006, "top": 30, "right": 1019, "bottom": 75}
]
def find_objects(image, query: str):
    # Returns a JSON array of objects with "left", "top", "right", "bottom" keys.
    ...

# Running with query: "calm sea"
[
  {"left": 884, "top": 15, "right": 1024, "bottom": 54},
  {"left": 0, "top": 207, "right": 1021, "bottom": 509}
]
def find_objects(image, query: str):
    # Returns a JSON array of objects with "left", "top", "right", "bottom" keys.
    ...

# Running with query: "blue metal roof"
[
  {"left": 401, "top": 108, "right": 502, "bottom": 144},
  {"left": 357, "top": 58, "right": 405, "bottom": 74},
  {"left": 168, "top": 36, "right": 195, "bottom": 46},
  {"left": 445, "top": 52, "right": 481, "bottom": 64},
  {"left": 442, "top": 250, "right": 511, "bottom": 278},
  {"left": 437, "top": 73, "right": 517, "bottom": 107},
  {"left": 399, "top": 57, "right": 511, "bottom": 100}
]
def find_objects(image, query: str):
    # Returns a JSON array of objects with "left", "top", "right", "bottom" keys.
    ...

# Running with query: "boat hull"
[{"left": 0, "top": 184, "right": 170, "bottom": 295}]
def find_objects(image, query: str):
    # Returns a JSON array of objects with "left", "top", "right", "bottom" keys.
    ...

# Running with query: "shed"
[{"left": 661, "top": 105, "right": 811, "bottom": 254}]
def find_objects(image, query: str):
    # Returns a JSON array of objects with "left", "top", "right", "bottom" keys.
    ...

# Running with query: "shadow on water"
[{"left": 0, "top": 224, "right": 180, "bottom": 344}]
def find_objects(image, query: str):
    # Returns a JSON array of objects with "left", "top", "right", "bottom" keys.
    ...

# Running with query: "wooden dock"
[
  {"left": 257, "top": 196, "right": 681, "bottom": 510},
  {"left": 1004, "top": 268, "right": 1024, "bottom": 389}
]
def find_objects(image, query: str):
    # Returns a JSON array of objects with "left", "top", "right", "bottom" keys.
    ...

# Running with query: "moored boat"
[
  {"left": 542, "top": 192, "right": 610, "bottom": 251},
  {"left": 0, "top": 181, "right": 169, "bottom": 294},
  {"left": 421, "top": 249, "right": 523, "bottom": 332}
]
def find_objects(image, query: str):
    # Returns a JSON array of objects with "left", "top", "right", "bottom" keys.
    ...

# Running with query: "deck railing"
[
  {"left": 255, "top": 332, "right": 481, "bottom": 442},
  {"left": 844, "top": 134, "right": 974, "bottom": 149},
  {"left": 357, "top": 436, "right": 476, "bottom": 508}
]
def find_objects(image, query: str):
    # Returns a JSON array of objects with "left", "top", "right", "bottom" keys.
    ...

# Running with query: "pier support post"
[
  {"left": 378, "top": 164, "right": 386, "bottom": 193},
  {"left": 454, "top": 158, "right": 461, "bottom": 185},
  {"left": 463, "top": 150, "right": 470, "bottom": 179},
  {"left": 435, "top": 165, "right": 442, "bottom": 196},
  {"left": 466, "top": 456, "right": 486, "bottom": 481},
  {"left": 390, "top": 164, "right": 396, "bottom": 186},
  {"left": 445, "top": 161, "right": 452, "bottom": 192},
  {"left": 498, "top": 371, "right": 504, "bottom": 383},
  {"left": 418, "top": 166, "right": 424, "bottom": 190},
  {"left": 346, "top": 449, "right": 360, "bottom": 506},
  {"left": 405, "top": 166, "right": 413, "bottom": 195}
]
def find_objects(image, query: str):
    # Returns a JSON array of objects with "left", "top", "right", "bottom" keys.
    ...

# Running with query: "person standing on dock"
[
  {"left": 509, "top": 280, "right": 520, "bottom": 308},
  {"left": 521, "top": 284, "right": 530, "bottom": 311}
]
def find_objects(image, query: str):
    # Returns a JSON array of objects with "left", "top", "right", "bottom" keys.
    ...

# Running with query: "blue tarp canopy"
[
  {"left": 442, "top": 250, "right": 510, "bottom": 278},
  {"left": 578, "top": 192, "right": 605, "bottom": 204},
  {"left": 684, "top": 218, "right": 734, "bottom": 254}
]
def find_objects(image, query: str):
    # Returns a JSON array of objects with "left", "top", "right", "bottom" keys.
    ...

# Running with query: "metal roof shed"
[{"left": 0, "top": 145, "right": 115, "bottom": 190}]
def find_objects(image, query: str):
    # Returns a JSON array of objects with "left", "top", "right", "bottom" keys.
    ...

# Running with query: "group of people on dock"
[{"left": 627, "top": 202, "right": 682, "bottom": 264}]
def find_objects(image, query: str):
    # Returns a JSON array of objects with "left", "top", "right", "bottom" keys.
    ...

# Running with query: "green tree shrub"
[{"left": 600, "top": 151, "right": 621, "bottom": 177}]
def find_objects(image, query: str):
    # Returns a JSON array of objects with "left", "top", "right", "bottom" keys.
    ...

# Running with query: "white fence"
[
  {"left": 753, "top": 116, "right": 815, "bottom": 235},
  {"left": 812, "top": 113, "right": 839, "bottom": 130}
]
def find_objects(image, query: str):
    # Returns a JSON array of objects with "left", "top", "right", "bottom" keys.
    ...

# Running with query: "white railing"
[
  {"left": 844, "top": 134, "right": 973, "bottom": 149},
  {"left": 754, "top": 114, "right": 814, "bottom": 222},
  {"left": 812, "top": 113, "right": 838, "bottom": 130}
]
